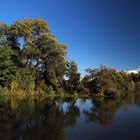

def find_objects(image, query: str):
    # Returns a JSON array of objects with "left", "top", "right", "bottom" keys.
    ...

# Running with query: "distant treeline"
[{"left": 0, "top": 18, "right": 140, "bottom": 97}]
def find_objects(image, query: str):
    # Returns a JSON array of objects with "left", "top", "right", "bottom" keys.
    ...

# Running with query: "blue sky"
[{"left": 1, "top": 0, "right": 140, "bottom": 76}]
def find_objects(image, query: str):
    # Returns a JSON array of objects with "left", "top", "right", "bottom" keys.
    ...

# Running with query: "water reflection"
[
  {"left": 84, "top": 94, "right": 137, "bottom": 127},
  {"left": 0, "top": 94, "right": 140, "bottom": 140}
]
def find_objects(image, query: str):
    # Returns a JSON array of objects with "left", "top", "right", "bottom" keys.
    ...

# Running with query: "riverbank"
[{"left": 0, "top": 88, "right": 136, "bottom": 103}]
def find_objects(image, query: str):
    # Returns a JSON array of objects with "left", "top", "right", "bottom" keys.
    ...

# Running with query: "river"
[{"left": 0, "top": 94, "right": 140, "bottom": 140}]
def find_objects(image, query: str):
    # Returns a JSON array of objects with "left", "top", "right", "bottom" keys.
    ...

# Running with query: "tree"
[
  {"left": 83, "top": 65, "right": 135, "bottom": 97},
  {"left": 32, "top": 34, "right": 67, "bottom": 91},
  {"left": 0, "top": 46, "right": 16, "bottom": 87},
  {"left": 1, "top": 18, "right": 67, "bottom": 93},
  {"left": 3, "top": 18, "right": 50, "bottom": 67},
  {"left": 66, "top": 60, "right": 80, "bottom": 93},
  {"left": 0, "top": 23, "right": 9, "bottom": 46}
]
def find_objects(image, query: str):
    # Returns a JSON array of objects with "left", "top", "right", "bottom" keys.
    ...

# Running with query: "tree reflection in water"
[
  {"left": 0, "top": 94, "right": 139, "bottom": 140},
  {"left": 83, "top": 98, "right": 122, "bottom": 127},
  {"left": 83, "top": 94, "right": 136, "bottom": 127},
  {"left": 0, "top": 97, "right": 80, "bottom": 140}
]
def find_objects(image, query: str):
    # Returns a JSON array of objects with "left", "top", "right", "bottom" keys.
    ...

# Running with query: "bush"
[
  {"left": 0, "top": 86, "right": 8, "bottom": 94},
  {"left": 35, "top": 80, "right": 55, "bottom": 95},
  {"left": 135, "top": 82, "right": 140, "bottom": 92},
  {"left": 11, "top": 68, "right": 35, "bottom": 93},
  {"left": 103, "top": 88, "right": 119, "bottom": 98},
  {"left": 35, "top": 80, "right": 47, "bottom": 91}
]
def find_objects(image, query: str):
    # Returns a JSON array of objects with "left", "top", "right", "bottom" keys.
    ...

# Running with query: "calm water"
[{"left": 0, "top": 94, "right": 140, "bottom": 140}]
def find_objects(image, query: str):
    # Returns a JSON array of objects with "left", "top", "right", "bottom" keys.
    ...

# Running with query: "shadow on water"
[{"left": 0, "top": 93, "right": 140, "bottom": 140}]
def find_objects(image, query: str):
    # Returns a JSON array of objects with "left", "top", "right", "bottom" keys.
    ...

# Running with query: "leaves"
[{"left": 0, "top": 46, "right": 17, "bottom": 87}]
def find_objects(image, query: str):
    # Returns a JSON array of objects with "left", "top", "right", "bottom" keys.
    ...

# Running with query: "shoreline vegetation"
[{"left": 0, "top": 18, "right": 140, "bottom": 101}]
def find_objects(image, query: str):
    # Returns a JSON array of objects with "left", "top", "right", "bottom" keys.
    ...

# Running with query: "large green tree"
[
  {"left": 1, "top": 18, "right": 67, "bottom": 92},
  {"left": 0, "top": 46, "right": 16, "bottom": 87}
]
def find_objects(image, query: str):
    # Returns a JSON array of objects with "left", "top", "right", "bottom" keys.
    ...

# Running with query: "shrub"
[
  {"left": 103, "top": 88, "right": 119, "bottom": 98},
  {"left": 135, "top": 82, "right": 140, "bottom": 92},
  {"left": 12, "top": 68, "right": 35, "bottom": 93}
]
